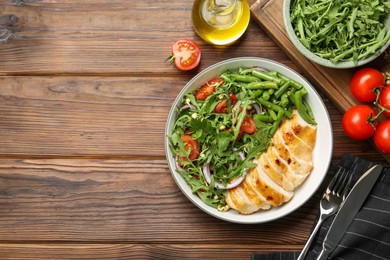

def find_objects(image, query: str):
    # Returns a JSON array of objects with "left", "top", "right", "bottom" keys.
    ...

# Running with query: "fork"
[{"left": 297, "top": 167, "right": 353, "bottom": 260}]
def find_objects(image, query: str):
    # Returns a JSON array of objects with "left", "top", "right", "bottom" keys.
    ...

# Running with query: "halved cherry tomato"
[
  {"left": 180, "top": 135, "right": 199, "bottom": 161},
  {"left": 214, "top": 93, "right": 237, "bottom": 113},
  {"left": 168, "top": 39, "right": 201, "bottom": 71},
  {"left": 350, "top": 68, "right": 384, "bottom": 102},
  {"left": 378, "top": 85, "right": 390, "bottom": 118},
  {"left": 195, "top": 78, "right": 223, "bottom": 100},
  {"left": 374, "top": 120, "right": 390, "bottom": 154},
  {"left": 240, "top": 117, "right": 256, "bottom": 134},
  {"left": 342, "top": 105, "right": 377, "bottom": 140},
  {"left": 236, "top": 130, "right": 245, "bottom": 141}
]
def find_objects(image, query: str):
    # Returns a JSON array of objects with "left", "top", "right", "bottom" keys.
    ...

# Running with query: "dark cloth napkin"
[{"left": 252, "top": 154, "right": 390, "bottom": 260}]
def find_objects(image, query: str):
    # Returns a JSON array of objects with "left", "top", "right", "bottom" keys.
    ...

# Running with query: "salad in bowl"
[{"left": 165, "top": 58, "right": 332, "bottom": 223}]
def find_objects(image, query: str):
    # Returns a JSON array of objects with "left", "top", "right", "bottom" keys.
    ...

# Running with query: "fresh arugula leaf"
[{"left": 291, "top": 0, "right": 390, "bottom": 64}]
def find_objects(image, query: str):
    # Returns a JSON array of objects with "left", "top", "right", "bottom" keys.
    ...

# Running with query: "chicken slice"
[
  {"left": 258, "top": 152, "right": 295, "bottom": 192},
  {"left": 273, "top": 110, "right": 316, "bottom": 182},
  {"left": 267, "top": 146, "right": 306, "bottom": 188},
  {"left": 226, "top": 175, "right": 271, "bottom": 214},
  {"left": 227, "top": 110, "right": 317, "bottom": 214}
]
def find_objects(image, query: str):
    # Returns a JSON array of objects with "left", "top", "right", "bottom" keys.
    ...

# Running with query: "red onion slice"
[
  {"left": 179, "top": 104, "right": 194, "bottom": 111},
  {"left": 201, "top": 164, "right": 248, "bottom": 190},
  {"left": 214, "top": 171, "right": 247, "bottom": 189},
  {"left": 175, "top": 156, "right": 184, "bottom": 171},
  {"left": 202, "top": 164, "right": 212, "bottom": 184},
  {"left": 252, "top": 66, "right": 269, "bottom": 72},
  {"left": 253, "top": 103, "right": 261, "bottom": 114},
  {"left": 238, "top": 152, "right": 245, "bottom": 161}
]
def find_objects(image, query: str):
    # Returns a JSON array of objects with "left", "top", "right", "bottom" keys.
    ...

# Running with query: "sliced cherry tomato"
[
  {"left": 180, "top": 135, "right": 199, "bottom": 161},
  {"left": 168, "top": 39, "right": 201, "bottom": 71},
  {"left": 214, "top": 93, "right": 237, "bottom": 113},
  {"left": 236, "top": 130, "right": 245, "bottom": 141},
  {"left": 240, "top": 117, "right": 256, "bottom": 134},
  {"left": 195, "top": 78, "right": 223, "bottom": 100},
  {"left": 374, "top": 120, "right": 390, "bottom": 154},
  {"left": 350, "top": 68, "right": 384, "bottom": 102},
  {"left": 378, "top": 85, "right": 390, "bottom": 118},
  {"left": 342, "top": 105, "right": 377, "bottom": 140}
]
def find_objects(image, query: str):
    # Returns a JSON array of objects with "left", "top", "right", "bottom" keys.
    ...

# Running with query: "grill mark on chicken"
[
  {"left": 274, "top": 130, "right": 313, "bottom": 175},
  {"left": 284, "top": 119, "right": 313, "bottom": 150},
  {"left": 269, "top": 146, "right": 306, "bottom": 187},
  {"left": 260, "top": 153, "right": 295, "bottom": 191}
]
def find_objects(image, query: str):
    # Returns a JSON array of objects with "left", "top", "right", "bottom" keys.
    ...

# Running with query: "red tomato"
[
  {"left": 240, "top": 117, "right": 256, "bottom": 134},
  {"left": 168, "top": 39, "right": 201, "bottom": 71},
  {"left": 342, "top": 105, "right": 377, "bottom": 140},
  {"left": 378, "top": 85, "right": 390, "bottom": 118},
  {"left": 236, "top": 130, "right": 245, "bottom": 141},
  {"left": 374, "top": 120, "right": 390, "bottom": 154},
  {"left": 350, "top": 68, "right": 384, "bottom": 102},
  {"left": 180, "top": 135, "right": 199, "bottom": 161},
  {"left": 195, "top": 78, "right": 223, "bottom": 100},
  {"left": 214, "top": 93, "right": 237, "bottom": 113}
]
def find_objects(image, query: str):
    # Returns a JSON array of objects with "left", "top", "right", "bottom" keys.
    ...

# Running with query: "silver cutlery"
[
  {"left": 316, "top": 164, "right": 383, "bottom": 260},
  {"left": 297, "top": 167, "right": 353, "bottom": 260}
]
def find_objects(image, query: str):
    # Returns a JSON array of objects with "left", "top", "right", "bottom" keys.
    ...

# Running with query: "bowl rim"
[
  {"left": 283, "top": 0, "right": 390, "bottom": 69},
  {"left": 164, "top": 57, "right": 333, "bottom": 224}
]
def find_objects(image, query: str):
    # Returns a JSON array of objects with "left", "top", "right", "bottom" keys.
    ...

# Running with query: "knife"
[{"left": 316, "top": 164, "right": 384, "bottom": 260}]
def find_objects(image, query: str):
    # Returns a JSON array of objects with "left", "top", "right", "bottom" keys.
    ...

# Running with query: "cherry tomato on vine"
[
  {"left": 342, "top": 105, "right": 377, "bottom": 140},
  {"left": 378, "top": 85, "right": 390, "bottom": 118},
  {"left": 350, "top": 68, "right": 384, "bottom": 102},
  {"left": 195, "top": 78, "right": 223, "bottom": 100},
  {"left": 180, "top": 135, "right": 199, "bottom": 161},
  {"left": 166, "top": 39, "right": 201, "bottom": 71},
  {"left": 374, "top": 120, "right": 390, "bottom": 154}
]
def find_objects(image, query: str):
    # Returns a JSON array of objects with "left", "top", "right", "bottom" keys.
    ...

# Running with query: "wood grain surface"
[{"left": 0, "top": 0, "right": 388, "bottom": 259}]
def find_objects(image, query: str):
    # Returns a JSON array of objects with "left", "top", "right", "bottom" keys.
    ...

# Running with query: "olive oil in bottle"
[{"left": 192, "top": 0, "right": 250, "bottom": 46}]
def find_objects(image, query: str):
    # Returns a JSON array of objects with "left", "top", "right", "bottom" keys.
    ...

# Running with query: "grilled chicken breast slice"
[{"left": 227, "top": 110, "right": 317, "bottom": 214}]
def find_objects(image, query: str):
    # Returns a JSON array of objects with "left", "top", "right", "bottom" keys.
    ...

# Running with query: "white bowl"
[
  {"left": 164, "top": 57, "right": 333, "bottom": 224},
  {"left": 283, "top": 0, "right": 390, "bottom": 69}
]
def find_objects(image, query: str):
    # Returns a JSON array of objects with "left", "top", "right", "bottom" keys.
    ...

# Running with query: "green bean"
[
  {"left": 247, "top": 81, "right": 278, "bottom": 90},
  {"left": 285, "top": 105, "right": 293, "bottom": 119},
  {"left": 278, "top": 75, "right": 303, "bottom": 90},
  {"left": 291, "top": 89, "right": 316, "bottom": 125},
  {"left": 274, "top": 81, "right": 290, "bottom": 99},
  {"left": 251, "top": 70, "right": 284, "bottom": 85},
  {"left": 257, "top": 98, "right": 292, "bottom": 118},
  {"left": 238, "top": 68, "right": 253, "bottom": 75},
  {"left": 269, "top": 110, "right": 285, "bottom": 137},
  {"left": 269, "top": 109, "right": 277, "bottom": 121},
  {"left": 254, "top": 114, "right": 274, "bottom": 123},
  {"left": 303, "top": 99, "right": 315, "bottom": 123},
  {"left": 230, "top": 74, "right": 259, "bottom": 83},
  {"left": 267, "top": 71, "right": 279, "bottom": 77},
  {"left": 288, "top": 91, "right": 297, "bottom": 106},
  {"left": 262, "top": 91, "right": 271, "bottom": 101},
  {"left": 280, "top": 94, "right": 289, "bottom": 108},
  {"left": 251, "top": 90, "right": 263, "bottom": 98}
]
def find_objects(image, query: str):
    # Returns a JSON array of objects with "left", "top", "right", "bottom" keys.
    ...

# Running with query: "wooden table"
[{"left": 0, "top": 1, "right": 388, "bottom": 259}]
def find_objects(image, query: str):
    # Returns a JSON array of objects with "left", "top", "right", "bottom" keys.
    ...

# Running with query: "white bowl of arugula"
[
  {"left": 165, "top": 57, "right": 333, "bottom": 223},
  {"left": 284, "top": 0, "right": 390, "bottom": 68}
]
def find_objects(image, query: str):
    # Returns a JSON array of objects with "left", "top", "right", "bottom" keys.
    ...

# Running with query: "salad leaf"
[{"left": 290, "top": 0, "right": 390, "bottom": 64}]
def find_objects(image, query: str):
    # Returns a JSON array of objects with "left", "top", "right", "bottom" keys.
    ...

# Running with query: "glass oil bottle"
[{"left": 192, "top": 0, "right": 250, "bottom": 46}]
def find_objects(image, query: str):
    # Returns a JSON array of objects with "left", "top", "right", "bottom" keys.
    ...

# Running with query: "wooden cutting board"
[{"left": 248, "top": 0, "right": 390, "bottom": 163}]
